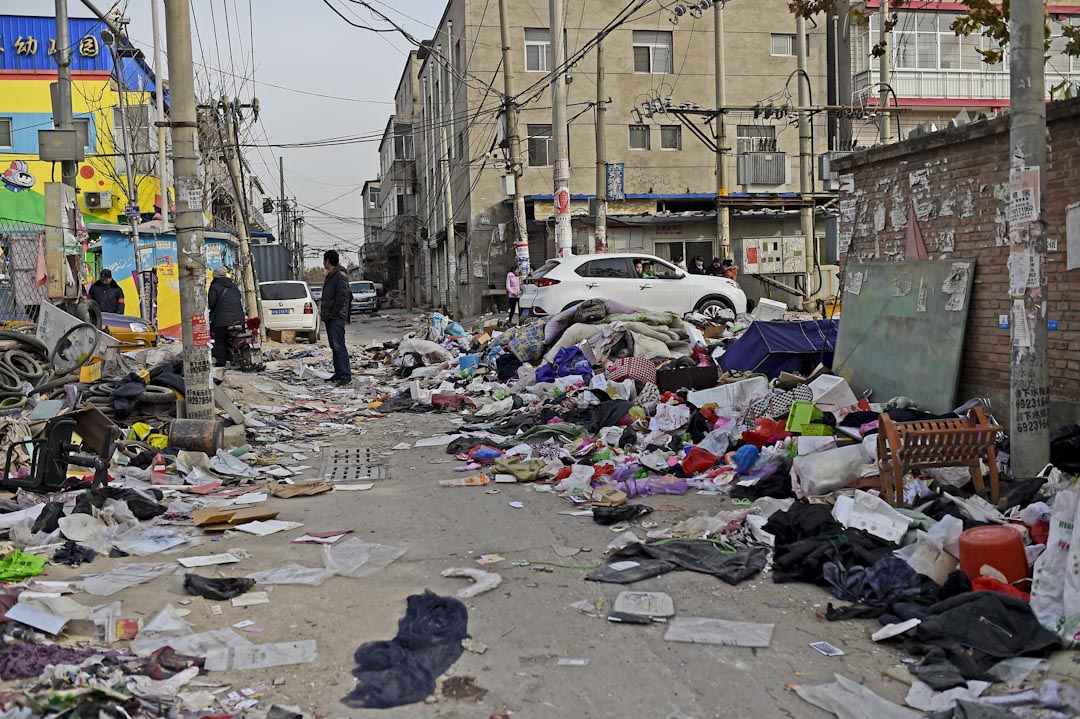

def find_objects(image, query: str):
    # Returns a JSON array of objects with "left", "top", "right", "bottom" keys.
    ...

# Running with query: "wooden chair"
[{"left": 877, "top": 406, "right": 1002, "bottom": 507}]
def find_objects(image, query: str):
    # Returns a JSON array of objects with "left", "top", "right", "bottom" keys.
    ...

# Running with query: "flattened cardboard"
[
  {"left": 269, "top": 481, "right": 332, "bottom": 499},
  {"left": 591, "top": 485, "right": 627, "bottom": 507}
]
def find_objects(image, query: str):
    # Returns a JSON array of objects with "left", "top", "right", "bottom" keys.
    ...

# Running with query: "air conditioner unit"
[
  {"left": 84, "top": 191, "right": 112, "bottom": 210},
  {"left": 737, "top": 152, "right": 787, "bottom": 186}
]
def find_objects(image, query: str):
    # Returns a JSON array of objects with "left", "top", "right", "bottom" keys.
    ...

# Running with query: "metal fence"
[{"left": 0, "top": 218, "right": 48, "bottom": 324}]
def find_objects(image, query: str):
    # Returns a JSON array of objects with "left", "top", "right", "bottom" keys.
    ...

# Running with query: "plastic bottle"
[{"left": 439, "top": 473, "right": 490, "bottom": 487}]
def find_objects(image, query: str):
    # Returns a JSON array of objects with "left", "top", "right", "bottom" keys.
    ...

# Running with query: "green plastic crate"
[{"left": 786, "top": 401, "right": 829, "bottom": 435}]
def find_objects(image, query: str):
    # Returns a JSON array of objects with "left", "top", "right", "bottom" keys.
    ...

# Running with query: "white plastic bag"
[{"left": 1030, "top": 482, "right": 1080, "bottom": 644}]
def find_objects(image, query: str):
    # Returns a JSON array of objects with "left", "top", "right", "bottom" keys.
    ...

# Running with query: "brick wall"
[{"left": 834, "top": 99, "right": 1080, "bottom": 426}]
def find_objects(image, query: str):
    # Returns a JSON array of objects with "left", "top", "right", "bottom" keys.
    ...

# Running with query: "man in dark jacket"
[
  {"left": 320, "top": 250, "right": 352, "bottom": 385},
  {"left": 89, "top": 269, "right": 125, "bottom": 314},
  {"left": 707, "top": 257, "right": 726, "bottom": 276},
  {"left": 207, "top": 266, "right": 246, "bottom": 367}
]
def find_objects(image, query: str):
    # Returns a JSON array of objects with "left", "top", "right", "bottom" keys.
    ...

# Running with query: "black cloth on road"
[
  {"left": 183, "top": 574, "right": 256, "bottom": 600},
  {"left": 110, "top": 372, "right": 147, "bottom": 420},
  {"left": 343, "top": 591, "right": 468, "bottom": 709},
  {"left": 588, "top": 540, "right": 768, "bottom": 586}
]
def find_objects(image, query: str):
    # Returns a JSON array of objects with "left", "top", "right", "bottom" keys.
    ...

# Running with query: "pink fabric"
[{"left": 506, "top": 271, "right": 521, "bottom": 298}]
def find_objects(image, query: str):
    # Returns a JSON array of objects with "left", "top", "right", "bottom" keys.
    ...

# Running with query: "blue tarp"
[{"left": 718, "top": 319, "right": 839, "bottom": 379}]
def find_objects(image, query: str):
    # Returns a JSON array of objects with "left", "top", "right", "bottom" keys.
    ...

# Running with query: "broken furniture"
[
  {"left": 877, "top": 406, "right": 1002, "bottom": 507},
  {"left": 2, "top": 415, "right": 121, "bottom": 492}
]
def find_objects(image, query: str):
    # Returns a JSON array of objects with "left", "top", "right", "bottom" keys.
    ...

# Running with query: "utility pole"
[
  {"left": 278, "top": 156, "right": 286, "bottom": 247},
  {"left": 551, "top": 0, "right": 572, "bottom": 257},
  {"left": 878, "top": 5, "right": 891, "bottom": 144},
  {"left": 498, "top": 0, "right": 531, "bottom": 274},
  {"left": 222, "top": 98, "right": 260, "bottom": 322},
  {"left": 1008, "top": 0, "right": 1050, "bottom": 477},
  {"left": 713, "top": 4, "right": 730, "bottom": 259},
  {"left": 164, "top": 0, "right": 213, "bottom": 420},
  {"left": 53, "top": 0, "right": 78, "bottom": 189},
  {"left": 835, "top": 0, "right": 853, "bottom": 150},
  {"left": 441, "top": 125, "right": 458, "bottom": 314},
  {"left": 795, "top": 15, "right": 815, "bottom": 301},
  {"left": 594, "top": 40, "right": 608, "bottom": 253},
  {"left": 151, "top": 0, "right": 169, "bottom": 225}
]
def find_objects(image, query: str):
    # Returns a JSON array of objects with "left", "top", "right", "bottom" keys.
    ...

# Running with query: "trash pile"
[{"left": 357, "top": 301, "right": 1080, "bottom": 717}]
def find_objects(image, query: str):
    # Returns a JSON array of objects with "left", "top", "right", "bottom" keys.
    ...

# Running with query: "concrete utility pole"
[
  {"left": 108, "top": 26, "right": 144, "bottom": 309},
  {"left": 53, "top": 0, "right": 78, "bottom": 189},
  {"left": 835, "top": 0, "right": 853, "bottom": 150},
  {"left": 713, "top": 4, "right": 730, "bottom": 259},
  {"left": 795, "top": 15, "right": 815, "bottom": 299},
  {"left": 441, "top": 125, "right": 458, "bottom": 314},
  {"left": 594, "top": 40, "right": 608, "bottom": 253},
  {"left": 1007, "top": 0, "right": 1050, "bottom": 477},
  {"left": 164, "top": 0, "right": 213, "bottom": 419},
  {"left": 151, "top": 0, "right": 169, "bottom": 225},
  {"left": 497, "top": 0, "right": 531, "bottom": 274},
  {"left": 550, "top": 0, "right": 572, "bottom": 257},
  {"left": 878, "top": 5, "right": 891, "bottom": 144},
  {"left": 222, "top": 99, "right": 260, "bottom": 322}
]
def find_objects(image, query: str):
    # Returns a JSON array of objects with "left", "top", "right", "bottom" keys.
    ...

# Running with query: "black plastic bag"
[{"left": 183, "top": 573, "right": 255, "bottom": 600}]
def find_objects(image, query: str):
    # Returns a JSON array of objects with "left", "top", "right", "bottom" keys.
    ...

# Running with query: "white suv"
[{"left": 519, "top": 253, "right": 749, "bottom": 319}]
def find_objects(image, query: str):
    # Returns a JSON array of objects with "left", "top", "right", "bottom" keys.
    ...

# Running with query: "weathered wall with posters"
[{"left": 834, "top": 98, "right": 1080, "bottom": 427}]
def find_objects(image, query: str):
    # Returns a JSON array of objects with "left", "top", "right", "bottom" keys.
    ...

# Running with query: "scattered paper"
[
  {"left": 664, "top": 618, "right": 774, "bottom": 647},
  {"left": 178, "top": 553, "right": 243, "bottom": 568},
  {"left": 231, "top": 591, "right": 270, "bottom": 608},
  {"left": 333, "top": 483, "right": 374, "bottom": 491},
  {"left": 233, "top": 520, "right": 303, "bottom": 536},
  {"left": 291, "top": 531, "right": 351, "bottom": 545},
  {"left": 204, "top": 640, "right": 318, "bottom": 672},
  {"left": 810, "top": 641, "right": 845, "bottom": 657},
  {"left": 6, "top": 602, "right": 68, "bottom": 635}
]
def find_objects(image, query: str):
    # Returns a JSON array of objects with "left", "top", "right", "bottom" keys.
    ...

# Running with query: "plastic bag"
[
  {"left": 1030, "top": 482, "right": 1080, "bottom": 644},
  {"left": 793, "top": 444, "right": 867, "bottom": 496},
  {"left": 323, "top": 538, "right": 405, "bottom": 579}
]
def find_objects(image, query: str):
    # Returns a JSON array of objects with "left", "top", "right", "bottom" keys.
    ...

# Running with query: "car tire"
[
  {"left": 697, "top": 297, "right": 736, "bottom": 319},
  {"left": 306, "top": 330, "right": 319, "bottom": 343}
]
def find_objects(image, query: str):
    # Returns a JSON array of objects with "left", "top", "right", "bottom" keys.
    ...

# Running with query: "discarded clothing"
[
  {"left": 592, "top": 504, "right": 652, "bottom": 526},
  {"left": 588, "top": 541, "right": 767, "bottom": 585},
  {"left": 490, "top": 457, "right": 546, "bottom": 482},
  {"left": 0, "top": 549, "right": 46, "bottom": 582},
  {"left": 129, "top": 646, "right": 205, "bottom": 681},
  {"left": 110, "top": 372, "right": 148, "bottom": 420},
  {"left": 52, "top": 541, "right": 96, "bottom": 567},
  {"left": 343, "top": 591, "right": 468, "bottom": 709},
  {"left": 183, "top": 574, "right": 256, "bottom": 601},
  {"left": 0, "top": 644, "right": 107, "bottom": 680}
]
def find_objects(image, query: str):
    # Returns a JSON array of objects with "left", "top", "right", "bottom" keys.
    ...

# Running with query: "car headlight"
[{"left": 129, "top": 322, "right": 151, "bottom": 333}]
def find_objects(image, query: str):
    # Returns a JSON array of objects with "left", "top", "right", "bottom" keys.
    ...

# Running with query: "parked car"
[
  {"left": 349, "top": 281, "right": 377, "bottom": 314},
  {"left": 518, "top": 253, "right": 749, "bottom": 319},
  {"left": 259, "top": 281, "right": 320, "bottom": 342},
  {"left": 308, "top": 283, "right": 323, "bottom": 303},
  {"left": 101, "top": 312, "right": 158, "bottom": 348}
]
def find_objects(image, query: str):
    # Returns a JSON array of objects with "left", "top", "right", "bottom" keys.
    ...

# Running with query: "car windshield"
[
  {"left": 350, "top": 282, "right": 375, "bottom": 293},
  {"left": 530, "top": 260, "right": 560, "bottom": 280},
  {"left": 260, "top": 282, "right": 307, "bottom": 301}
]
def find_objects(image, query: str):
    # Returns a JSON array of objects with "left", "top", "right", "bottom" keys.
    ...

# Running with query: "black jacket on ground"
[
  {"left": 89, "top": 280, "right": 125, "bottom": 313},
  {"left": 207, "top": 277, "right": 246, "bottom": 327},
  {"left": 321, "top": 267, "right": 350, "bottom": 321}
]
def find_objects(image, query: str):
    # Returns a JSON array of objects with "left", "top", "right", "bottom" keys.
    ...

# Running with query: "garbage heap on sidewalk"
[{"left": 365, "top": 300, "right": 1080, "bottom": 718}]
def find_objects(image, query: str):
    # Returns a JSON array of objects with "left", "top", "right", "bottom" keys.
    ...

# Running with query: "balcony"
[{"left": 855, "top": 69, "right": 1080, "bottom": 103}]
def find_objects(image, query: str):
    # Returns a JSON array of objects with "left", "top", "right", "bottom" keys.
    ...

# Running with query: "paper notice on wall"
[
  {"left": 1012, "top": 299, "right": 1033, "bottom": 348},
  {"left": 840, "top": 199, "right": 857, "bottom": 223},
  {"left": 1008, "top": 167, "right": 1040, "bottom": 224},
  {"left": 1009, "top": 248, "right": 1031, "bottom": 295},
  {"left": 1067, "top": 203, "right": 1080, "bottom": 270},
  {"left": 838, "top": 232, "right": 853, "bottom": 255},
  {"left": 846, "top": 270, "right": 864, "bottom": 295},
  {"left": 873, "top": 205, "right": 886, "bottom": 232},
  {"left": 892, "top": 274, "right": 912, "bottom": 297},
  {"left": 916, "top": 278, "right": 928, "bottom": 312},
  {"left": 942, "top": 262, "right": 971, "bottom": 312}
]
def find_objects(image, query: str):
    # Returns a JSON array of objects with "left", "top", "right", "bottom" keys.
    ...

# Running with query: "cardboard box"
[
  {"left": 656, "top": 366, "right": 719, "bottom": 393},
  {"left": 591, "top": 485, "right": 628, "bottom": 507},
  {"left": 702, "top": 326, "right": 726, "bottom": 340}
]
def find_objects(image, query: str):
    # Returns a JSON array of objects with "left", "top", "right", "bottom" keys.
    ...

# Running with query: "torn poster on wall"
[
  {"left": 941, "top": 262, "right": 971, "bottom": 312},
  {"left": 1008, "top": 167, "right": 1040, "bottom": 225}
]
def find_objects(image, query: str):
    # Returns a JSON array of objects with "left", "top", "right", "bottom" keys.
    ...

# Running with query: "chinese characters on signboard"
[
  {"left": 605, "top": 163, "right": 625, "bottom": 202},
  {"left": 4, "top": 32, "right": 99, "bottom": 58}
]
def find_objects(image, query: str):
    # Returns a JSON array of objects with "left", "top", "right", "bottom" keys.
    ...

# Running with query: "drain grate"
[{"left": 318, "top": 447, "right": 388, "bottom": 482}]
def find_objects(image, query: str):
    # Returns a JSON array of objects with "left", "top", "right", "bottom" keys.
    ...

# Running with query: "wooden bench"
[{"left": 877, "top": 406, "right": 1002, "bottom": 507}]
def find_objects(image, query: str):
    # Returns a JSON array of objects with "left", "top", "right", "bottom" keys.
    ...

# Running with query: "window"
[
  {"left": 260, "top": 282, "right": 308, "bottom": 301},
  {"left": 736, "top": 125, "right": 777, "bottom": 154},
  {"left": 395, "top": 189, "right": 405, "bottom": 215},
  {"left": 660, "top": 125, "right": 682, "bottom": 150},
  {"left": 525, "top": 28, "right": 552, "bottom": 72},
  {"left": 113, "top": 105, "right": 153, "bottom": 174},
  {"left": 527, "top": 123, "right": 553, "bottom": 166},
  {"left": 0, "top": 118, "right": 11, "bottom": 148},
  {"left": 890, "top": 11, "right": 1007, "bottom": 72},
  {"left": 575, "top": 258, "right": 633, "bottom": 279},
  {"left": 629, "top": 125, "right": 650, "bottom": 150},
  {"left": 456, "top": 132, "right": 466, "bottom": 161},
  {"left": 368, "top": 188, "right": 379, "bottom": 210},
  {"left": 73, "top": 118, "right": 91, "bottom": 149},
  {"left": 770, "top": 34, "right": 810, "bottom": 56},
  {"left": 632, "top": 30, "right": 673, "bottom": 73},
  {"left": 392, "top": 124, "right": 413, "bottom": 160}
]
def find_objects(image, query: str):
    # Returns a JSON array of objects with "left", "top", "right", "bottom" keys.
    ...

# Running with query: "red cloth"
[
  {"left": 972, "top": 576, "right": 1029, "bottom": 601},
  {"left": 741, "top": 417, "right": 791, "bottom": 448},
  {"left": 682, "top": 446, "right": 718, "bottom": 475}
]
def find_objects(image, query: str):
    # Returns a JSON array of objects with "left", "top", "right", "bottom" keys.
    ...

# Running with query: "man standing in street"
[
  {"left": 207, "top": 266, "right": 245, "bottom": 368},
  {"left": 320, "top": 250, "right": 352, "bottom": 386},
  {"left": 505, "top": 268, "right": 521, "bottom": 325},
  {"left": 89, "top": 269, "right": 125, "bottom": 314}
]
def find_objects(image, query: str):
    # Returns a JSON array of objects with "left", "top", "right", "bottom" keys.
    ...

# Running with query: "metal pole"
[
  {"left": 551, "top": 0, "right": 572, "bottom": 257},
  {"left": 714, "top": 4, "right": 730, "bottom": 259},
  {"left": 278, "top": 156, "right": 287, "bottom": 270},
  {"left": 164, "top": 0, "right": 213, "bottom": 419},
  {"left": 879, "top": 5, "right": 891, "bottom": 144},
  {"left": 796, "top": 14, "right": 814, "bottom": 301},
  {"left": 594, "top": 40, "right": 608, "bottom": 253},
  {"left": 223, "top": 99, "right": 260, "bottom": 322},
  {"left": 53, "top": 0, "right": 78, "bottom": 189},
  {"left": 441, "top": 125, "right": 457, "bottom": 314},
  {"left": 109, "top": 31, "right": 143, "bottom": 315},
  {"left": 151, "top": 0, "right": 169, "bottom": 225},
  {"left": 1008, "top": 0, "right": 1050, "bottom": 477},
  {"left": 498, "top": 0, "right": 531, "bottom": 274},
  {"left": 835, "top": 0, "right": 853, "bottom": 150}
]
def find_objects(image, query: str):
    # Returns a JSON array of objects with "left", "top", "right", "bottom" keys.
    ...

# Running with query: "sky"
[{"left": 17, "top": 0, "right": 447, "bottom": 266}]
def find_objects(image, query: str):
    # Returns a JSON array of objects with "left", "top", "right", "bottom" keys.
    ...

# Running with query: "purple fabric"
[{"left": 0, "top": 645, "right": 108, "bottom": 680}]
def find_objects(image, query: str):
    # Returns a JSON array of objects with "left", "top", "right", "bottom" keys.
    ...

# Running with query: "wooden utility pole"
[
  {"left": 551, "top": 0, "right": 572, "bottom": 257},
  {"left": 222, "top": 98, "right": 260, "bottom": 321},
  {"left": 164, "top": 0, "right": 213, "bottom": 419},
  {"left": 498, "top": 0, "right": 531, "bottom": 275},
  {"left": 595, "top": 40, "right": 608, "bottom": 253},
  {"left": 1008, "top": 0, "right": 1050, "bottom": 477}
]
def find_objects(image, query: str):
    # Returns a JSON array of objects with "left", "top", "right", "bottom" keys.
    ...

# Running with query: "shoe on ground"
[{"left": 335, "top": 378, "right": 352, "bottom": 387}]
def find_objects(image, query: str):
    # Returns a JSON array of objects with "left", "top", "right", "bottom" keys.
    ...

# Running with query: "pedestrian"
[
  {"left": 707, "top": 257, "right": 725, "bottom": 276},
  {"left": 88, "top": 269, "right": 125, "bottom": 314},
  {"left": 320, "top": 250, "right": 352, "bottom": 386},
  {"left": 688, "top": 256, "right": 706, "bottom": 274},
  {"left": 207, "top": 266, "right": 245, "bottom": 368},
  {"left": 720, "top": 258, "right": 739, "bottom": 281},
  {"left": 505, "top": 268, "right": 521, "bottom": 324},
  {"left": 673, "top": 254, "right": 687, "bottom": 271}
]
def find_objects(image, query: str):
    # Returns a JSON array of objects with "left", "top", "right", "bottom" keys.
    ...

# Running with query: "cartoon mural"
[{"left": 1, "top": 161, "right": 35, "bottom": 192}]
